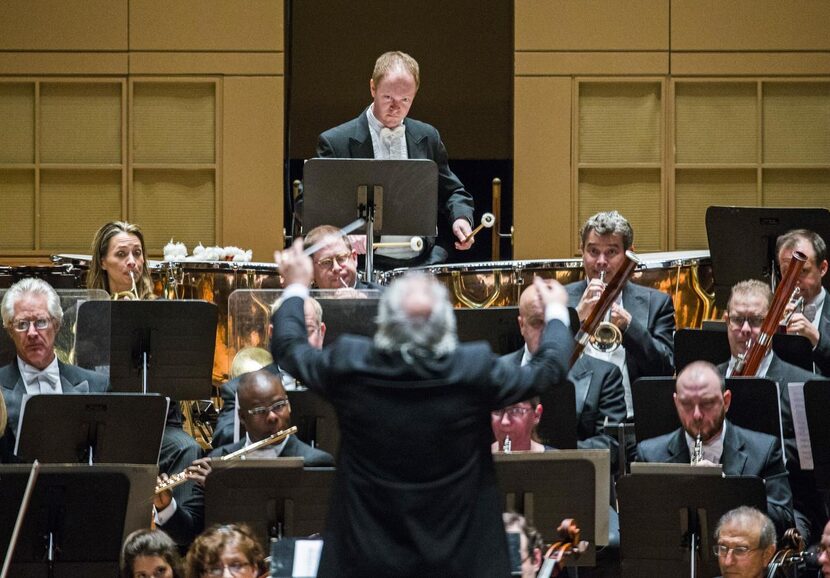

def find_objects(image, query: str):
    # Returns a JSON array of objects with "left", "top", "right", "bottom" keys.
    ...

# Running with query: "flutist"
[{"left": 565, "top": 211, "right": 675, "bottom": 417}]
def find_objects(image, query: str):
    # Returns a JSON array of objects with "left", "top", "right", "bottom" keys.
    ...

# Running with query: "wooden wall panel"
[
  {"left": 129, "top": 53, "right": 283, "bottom": 76},
  {"left": 672, "top": 1, "right": 830, "bottom": 51},
  {"left": 516, "top": 0, "right": 668, "bottom": 51},
  {"left": 671, "top": 53, "right": 830, "bottom": 77},
  {"left": 516, "top": 52, "right": 668, "bottom": 77},
  {"left": 0, "top": 53, "right": 128, "bottom": 75},
  {"left": 130, "top": 0, "right": 283, "bottom": 51},
  {"left": 514, "top": 77, "right": 572, "bottom": 259},
  {"left": 0, "top": 0, "right": 127, "bottom": 51},
  {"left": 222, "top": 77, "right": 283, "bottom": 261}
]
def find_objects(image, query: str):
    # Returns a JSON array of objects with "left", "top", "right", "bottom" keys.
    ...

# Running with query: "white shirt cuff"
[
  {"left": 284, "top": 283, "right": 310, "bottom": 300},
  {"left": 545, "top": 302, "right": 570, "bottom": 328},
  {"left": 154, "top": 497, "right": 177, "bottom": 525}
]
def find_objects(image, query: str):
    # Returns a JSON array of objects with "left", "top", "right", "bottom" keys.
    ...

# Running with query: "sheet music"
[
  {"left": 13, "top": 393, "right": 33, "bottom": 455},
  {"left": 292, "top": 539, "right": 323, "bottom": 577},
  {"left": 788, "top": 382, "right": 814, "bottom": 470}
]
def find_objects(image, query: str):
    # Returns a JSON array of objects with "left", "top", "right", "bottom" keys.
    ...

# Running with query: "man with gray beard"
[{"left": 272, "top": 240, "right": 573, "bottom": 578}]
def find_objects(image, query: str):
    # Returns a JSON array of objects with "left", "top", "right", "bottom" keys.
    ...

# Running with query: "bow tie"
[
  {"left": 380, "top": 125, "right": 405, "bottom": 141},
  {"left": 24, "top": 367, "right": 59, "bottom": 390}
]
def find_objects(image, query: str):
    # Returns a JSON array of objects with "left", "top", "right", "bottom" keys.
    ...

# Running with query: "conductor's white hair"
[{"left": 374, "top": 272, "right": 457, "bottom": 360}]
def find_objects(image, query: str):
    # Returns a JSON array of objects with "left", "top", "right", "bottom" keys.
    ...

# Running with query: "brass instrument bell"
[{"left": 588, "top": 271, "right": 623, "bottom": 353}]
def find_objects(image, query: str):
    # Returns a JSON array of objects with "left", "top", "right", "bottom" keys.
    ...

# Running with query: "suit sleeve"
[
  {"left": 623, "top": 291, "right": 675, "bottom": 377},
  {"left": 760, "top": 436, "right": 796, "bottom": 537},
  {"left": 814, "top": 328, "right": 830, "bottom": 376},
  {"left": 577, "top": 365, "right": 626, "bottom": 458},
  {"left": 158, "top": 483, "right": 204, "bottom": 546},
  {"left": 316, "top": 132, "right": 337, "bottom": 158},
  {"left": 488, "top": 319, "right": 573, "bottom": 408},
  {"left": 212, "top": 377, "right": 239, "bottom": 448},
  {"left": 432, "top": 128, "right": 474, "bottom": 226}
]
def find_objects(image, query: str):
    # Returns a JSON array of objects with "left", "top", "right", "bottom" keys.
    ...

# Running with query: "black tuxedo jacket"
[
  {"left": 0, "top": 360, "right": 109, "bottom": 441},
  {"left": 813, "top": 295, "right": 830, "bottom": 376},
  {"left": 502, "top": 348, "right": 626, "bottom": 458},
  {"left": 565, "top": 280, "right": 675, "bottom": 384},
  {"left": 272, "top": 295, "right": 572, "bottom": 577},
  {"left": 316, "top": 113, "right": 475, "bottom": 261},
  {"left": 635, "top": 421, "right": 795, "bottom": 536}
]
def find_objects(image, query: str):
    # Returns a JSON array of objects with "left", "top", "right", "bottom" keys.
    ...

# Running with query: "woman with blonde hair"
[{"left": 87, "top": 221, "right": 155, "bottom": 300}]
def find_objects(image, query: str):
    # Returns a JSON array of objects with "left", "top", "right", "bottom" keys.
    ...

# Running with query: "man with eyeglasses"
[
  {"left": 156, "top": 369, "right": 333, "bottom": 545},
  {"left": 271, "top": 238, "right": 572, "bottom": 577},
  {"left": 718, "top": 279, "right": 825, "bottom": 543},
  {"left": 0, "top": 278, "right": 108, "bottom": 449},
  {"left": 776, "top": 229, "right": 830, "bottom": 376},
  {"left": 303, "top": 224, "right": 385, "bottom": 291},
  {"left": 713, "top": 506, "right": 777, "bottom": 578},
  {"left": 212, "top": 296, "right": 327, "bottom": 447},
  {"left": 636, "top": 361, "right": 795, "bottom": 537}
]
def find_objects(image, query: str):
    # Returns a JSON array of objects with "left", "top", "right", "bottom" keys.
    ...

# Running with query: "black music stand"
[
  {"left": 705, "top": 206, "right": 830, "bottom": 309},
  {"left": 0, "top": 464, "right": 156, "bottom": 577},
  {"left": 303, "top": 158, "right": 438, "bottom": 281},
  {"left": 674, "top": 328, "right": 814, "bottom": 373},
  {"left": 536, "top": 382, "right": 578, "bottom": 450},
  {"left": 494, "top": 451, "right": 611, "bottom": 565},
  {"left": 455, "top": 307, "right": 524, "bottom": 354},
  {"left": 15, "top": 393, "right": 167, "bottom": 465},
  {"left": 632, "top": 377, "right": 783, "bottom": 447},
  {"left": 617, "top": 473, "right": 767, "bottom": 578},
  {"left": 287, "top": 390, "right": 340, "bottom": 458},
  {"left": 75, "top": 300, "right": 217, "bottom": 399},
  {"left": 317, "top": 297, "right": 379, "bottom": 346},
  {"left": 805, "top": 380, "right": 830, "bottom": 493},
  {"left": 204, "top": 459, "right": 335, "bottom": 548}
]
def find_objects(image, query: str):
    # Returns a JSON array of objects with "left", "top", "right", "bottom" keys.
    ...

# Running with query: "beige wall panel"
[
  {"left": 222, "top": 77, "right": 283, "bottom": 261},
  {"left": 514, "top": 77, "right": 572, "bottom": 259},
  {"left": 671, "top": 53, "right": 830, "bottom": 76},
  {"left": 672, "top": 0, "right": 830, "bottom": 51},
  {"left": 516, "top": 0, "right": 668, "bottom": 51},
  {"left": 130, "top": 53, "right": 283, "bottom": 76},
  {"left": 516, "top": 52, "right": 668, "bottom": 76},
  {"left": 0, "top": 0, "right": 127, "bottom": 50},
  {"left": 130, "top": 0, "right": 283, "bottom": 51},
  {"left": 0, "top": 53, "right": 128, "bottom": 75}
]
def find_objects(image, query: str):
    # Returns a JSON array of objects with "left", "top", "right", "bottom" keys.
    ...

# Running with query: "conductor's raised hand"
[
  {"left": 533, "top": 276, "right": 567, "bottom": 309},
  {"left": 274, "top": 238, "right": 313, "bottom": 287}
]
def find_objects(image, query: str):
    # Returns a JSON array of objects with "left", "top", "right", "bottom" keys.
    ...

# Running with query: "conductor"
[{"left": 271, "top": 240, "right": 573, "bottom": 577}]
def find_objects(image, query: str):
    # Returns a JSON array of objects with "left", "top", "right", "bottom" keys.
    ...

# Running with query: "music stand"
[
  {"left": 15, "top": 393, "right": 167, "bottom": 465},
  {"left": 805, "top": 380, "right": 830, "bottom": 492},
  {"left": 0, "top": 463, "right": 157, "bottom": 577},
  {"left": 455, "top": 307, "right": 524, "bottom": 354},
  {"left": 287, "top": 390, "right": 339, "bottom": 458},
  {"left": 317, "top": 297, "right": 379, "bottom": 346},
  {"left": 204, "top": 459, "right": 335, "bottom": 548},
  {"left": 617, "top": 472, "right": 766, "bottom": 578},
  {"left": 632, "top": 377, "right": 783, "bottom": 447},
  {"left": 270, "top": 538, "right": 324, "bottom": 578},
  {"left": 705, "top": 206, "right": 830, "bottom": 309},
  {"left": 536, "top": 382, "right": 578, "bottom": 450},
  {"left": 494, "top": 450, "right": 611, "bottom": 565},
  {"left": 75, "top": 300, "right": 217, "bottom": 399},
  {"left": 674, "top": 328, "right": 814, "bottom": 373},
  {"left": 303, "top": 158, "right": 438, "bottom": 281}
]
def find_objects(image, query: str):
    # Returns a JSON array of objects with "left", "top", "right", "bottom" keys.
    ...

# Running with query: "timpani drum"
[
  {"left": 153, "top": 260, "right": 283, "bottom": 383},
  {"left": 380, "top": 250, "right": 717, "bottom": 329},
  {"left": 0, "top": 258, "right": 88, "bottom": 289}
]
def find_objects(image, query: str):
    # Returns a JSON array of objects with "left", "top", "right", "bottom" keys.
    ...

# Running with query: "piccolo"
[{"left": 155, "top": 426, "right": 298, "bottom": 494}]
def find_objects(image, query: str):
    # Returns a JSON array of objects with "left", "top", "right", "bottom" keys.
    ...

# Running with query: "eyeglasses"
[
  {"left": 713, "top": 544, "right": 760, "bottom": 558},
  {"left": 204, "top": 562, "right": 251, "bottom": 577},
  {"left": 11, "top": 318, "right": 51, "bottom": 332},
  {"left": 491, "top": 407, "right": 533, "bottom": 419},
  {"left": 315, "top": 252, "right": 351, "bottom": 270},
  {"left": 246, "top": 399, "right": 289, "bottom": 417},
  {"left": 727, "top": 315, "right": 765, "bottom": 329}
]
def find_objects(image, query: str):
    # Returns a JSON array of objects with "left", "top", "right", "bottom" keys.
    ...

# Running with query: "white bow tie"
[
  {"left": 24, "top": 366, "right": 60, "bottom": 390},
  {"left": 380, "top": 125, "right": 405, "bottom": 142},
  {"left": 380, "top": 126, "right": 406, "bottom": 160}
]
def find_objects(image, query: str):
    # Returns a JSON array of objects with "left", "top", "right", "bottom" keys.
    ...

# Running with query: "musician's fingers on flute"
[
  {"left": 186, "top": 457, "right": 213, "bottom": 487},
  {"left": 154, "top": 474, "right": 173, "bottom": 510}
]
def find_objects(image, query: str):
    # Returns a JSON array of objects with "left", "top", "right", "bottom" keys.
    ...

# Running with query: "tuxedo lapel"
[
  {"left": 58, "top": 362, "right": 90, "bottom": 393},
  {"left": 405, "top": 126, "right": 429, "bottom": 160},
  {"left": 568, "top": 359, "right": 592, "bottom": 415},
  {"left": 347, "top": 115, "right": 375, "bottom": 159},
  {"left": 623, "top": 284, "right": 649, "bottom": 323},
  {"left": 666, "top": 429, "right": 691, "bottom": 463},
  {"left": 1, "top": 363, "right": 27, "bottom": 436},
  {"left": 721, "top": 423, "right": 748, "bottom": 475}
]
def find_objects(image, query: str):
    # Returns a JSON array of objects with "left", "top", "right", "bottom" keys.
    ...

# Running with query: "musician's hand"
[
  {"left": 274, "top": 239, "right": 313, "bottom": 287},
  {"left": 453, "top": 218, "right": 474, "bottom": 251},
  {"left": 186, "top": 457, "right": 213, "bottom": 487},
  {"left": 154, "top": 474, "right": 173, "bottom": 510},
  {"left": 609, "top": 303, "right": 631, "bottom": 332},
  {"left": 691, "top": 458, "right": 718, "bottom": 468},
  {"left": 533, "top": 277, "right": 567, "bottom": 309},
  {"left": 576, "top": 279, "right": 604, "bottom": 321},
  {"left": 347, "top": 234, "right": 367, "bottom": 255},
  {"left": 786, "top": 313, "right": 820, "bottom": 347}
]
